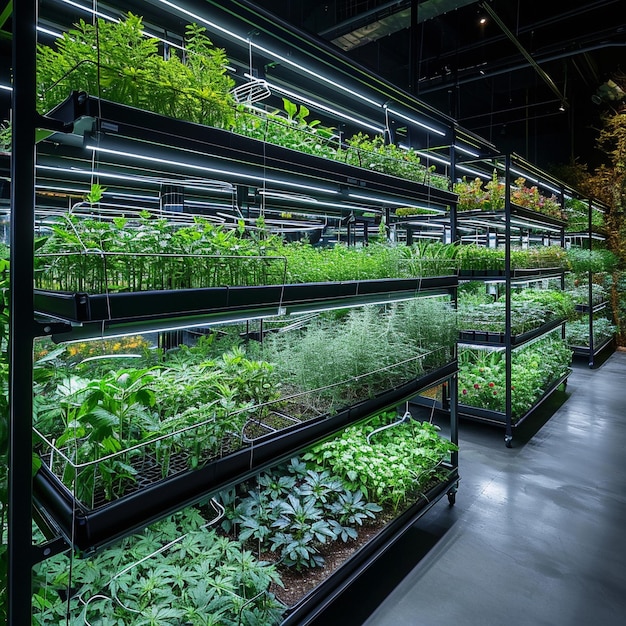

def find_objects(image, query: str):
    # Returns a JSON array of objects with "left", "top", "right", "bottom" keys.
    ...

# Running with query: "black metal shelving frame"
[
  {"left": 9, "top": 1, "right": 467, "bottom": 622},
  {"left": 454, "top": 153, "right": 570, "bottom": 447},
  {"left": 564, "top": 197, "right": 615, "bottom": 368}
]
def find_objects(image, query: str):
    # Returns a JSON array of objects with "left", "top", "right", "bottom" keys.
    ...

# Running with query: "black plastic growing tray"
[
  {"left": 458, "top": 317, "right": 566, "bottom": 347},
  {"left": 33, "top": 361, "right": 457, "bottom": 553},
  {"left": 280, "top": 467, "right": 459, "bottom": 625},
  {"left": 458, "top": 369, "right": 571, "bottom": 428},
  {"left": 34, "top": 276, "right": 457, "bottom": 340}
]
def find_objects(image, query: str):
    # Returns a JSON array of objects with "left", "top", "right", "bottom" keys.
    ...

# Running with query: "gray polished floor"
[{"left": 312, "top": 349, "right": 626, "bottom": 626}]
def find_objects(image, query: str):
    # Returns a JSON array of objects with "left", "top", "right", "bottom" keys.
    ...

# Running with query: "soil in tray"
[
  {"left": 272, "top": 519, "right": 388, "bottom": 609},
  {"left": 259, "top": 476, "right": 447, "bottom": 612}
]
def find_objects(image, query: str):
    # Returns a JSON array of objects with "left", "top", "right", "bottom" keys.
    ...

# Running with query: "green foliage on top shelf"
[
  {"left": 454, "top": 173, "right": 563, "bottom": 218},
  {"left": 34, "top": 14, "right": 451, "bottom": 192},
  {"left": 37, "top": 14, "right": 236, "bottom": 129},
  {"left": 566, "top": 246, "right": 620, "bottom": 274},
  {"left": 31, "top": 507, "right": 285, "bottom": 625},
  {"left": 233, "top": 97, "right": 339, "bottom": 160},
  {"left": 233, "top": 100, "right": 451, "bottom": 190}
]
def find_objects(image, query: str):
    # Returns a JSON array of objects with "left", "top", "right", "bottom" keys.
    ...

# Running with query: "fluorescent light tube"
[{"left": 384, "top": 106, "right": 446, "bottom": 137}]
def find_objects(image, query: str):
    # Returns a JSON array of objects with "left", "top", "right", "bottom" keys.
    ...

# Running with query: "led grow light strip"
[
  {"left": 454, "top": 144, "right": 481, "bottom": 158},
  {"left": 261, "top": 80, "right": 385, "bottom": 134},
  {"left": 55, "top": 0, "right": 188, "bottom": 52},
  {"left": 37, "top": 165, "right": 236, "bottom": 195},
  {"left": 155, "top": 0, "right": 383, "bottom": 110},
  {"left": 456, "top": 165, "right": 491, "bottom": 180},
  {"left": 384, "top": 106, "right": 446, "bottom": 136},
  {"left": 415, "top": 151, "right": 451, "bottom": 166},
  {"left": 0, "top": 84, "right": 12, "bottom": 92},
  {"left": 37, "top": 26, "right": 63, "bottom": 38},
  {"left": 289, "top": 293, "right": 443, "bottom": 317},
  {"left": 348, "top": 193, "right": 446, "bottom": 214},
  {"left": 85, "top": 144, "right": 340, "bottom": 195}
]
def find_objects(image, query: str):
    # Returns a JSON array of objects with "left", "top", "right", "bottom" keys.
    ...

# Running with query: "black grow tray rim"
[
  {"left": 33, "top": 361, "right": 457, "bottom": 553},
  {"left": 458, "top": 369, "right": 571, "bottom": 428},
  {"left": 33, "top": 276, "right": 457, "bottom": 327},
  {"left": 280, "top": 468, "right": 459, "bottom": 626}
]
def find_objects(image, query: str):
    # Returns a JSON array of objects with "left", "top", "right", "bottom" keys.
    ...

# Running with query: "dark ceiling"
[
  {"left": 1, "top": 0, "right": 625, "bottom": 171},
  {"left": 249, "top": 0, "right": 626, "bottom": 170}
]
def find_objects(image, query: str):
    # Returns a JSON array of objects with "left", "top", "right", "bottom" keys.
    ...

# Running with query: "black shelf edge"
[
  {"left": 34, "top": 276, "right": 457, "bottom": 339},
  {"left": 44, "top": 93, "right": 457, "bottom": 206},
  {"left": 574, "top": 300, "right": 609, "bottom": 314},
  {"left": 459, "top": 268, "right": 565, "bottom": 281},
  {"left": 456, "top": 206, "right": 567, "bottom": 229},
  {"left": 280, "top": 468, "right": 459, "bottom": 626},
  {"left": 458, "top": 317, "right": 566, "bottom": 348},
  {"left": 458, "top": 369, "right": 571, "bottom": 428},
  {"left": 33, "top": 361, "right": 457, "bottom": 553},
  {"left": 571, "top": 336, "right": 615, "bottom": 358}
]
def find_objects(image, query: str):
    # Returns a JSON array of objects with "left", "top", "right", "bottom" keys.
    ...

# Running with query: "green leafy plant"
[
  {"left": 37, "top": 14, "right": 235, "bottom": 129},
  {"left": 31, "top": 507, "right": 285, "bottom": 625},
  {"left": 304, "top": 411, "right": 457, "bottom": 512},
  {"left": 566, "top": 316, "right": 616, "bottom": 347},
  {"left": 224, "top": 462, "right": 380, "bottom": 571},
  {"left": 458, "top": 336, "right": 572, "bottom": 420}
]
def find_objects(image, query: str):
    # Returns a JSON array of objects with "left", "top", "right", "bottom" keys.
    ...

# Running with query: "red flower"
[
  {"left": 493, "top": 390, "right": 497, "bottom": 395},
  {"left": 488, "top": 382, "right": 495, "bottom": 388},
  {"left": 462, "top": 389, "right": 468, "bottom": 395},
  {"left": 474, "top": 383, "right": 480, "bottom": 389}
]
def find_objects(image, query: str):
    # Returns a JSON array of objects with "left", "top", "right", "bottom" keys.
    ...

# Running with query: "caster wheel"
[
  {"left": 505, "top": 436, "right": 513, "bottom": 448},
  {"left": 447, "top": 488, "right": 457, "bottom": 506}
]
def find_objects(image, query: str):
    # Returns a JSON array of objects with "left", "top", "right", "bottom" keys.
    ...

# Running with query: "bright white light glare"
[
  {"left": 58, "top": 0, "right": 119, "bottom": 22},
  {"left": 258, "top": 190, "right": 377, "bottom": 212},
  {"left": 86, "top": 144, "right": 339, "bottom": 195},
  {"left": 290, "top": 294, "right": 432, "bottom": 316},
  {"left": 454, "top": 144, "right": 480, "bottom": 158},
  {"left": 37, "top": 26, "right": 63, "bottom": 38},
  {"left": 415, "top": 151, "right": 451, "bottom": 166},
  {"left": 0, "top": 84, "right": 12, "bottom": 92},
  {"left": 348, "top": 193, "right": 444, "bottom": 213},
  {"left": 384, "top": 106, "right": 446, "bottom": 137},
  {"left": 262, "top": 80, "right": 385, "bottom": 134},
  {"left": 510, "top": 218, "right": 562, "bottom": 233},
  {"left": 510, "top": 167, "right": 538, "bottom": 184},
  {"left": 541, "top": 183, "right": 561, "bottom": 196},
  {"left": 456, "top": 165, "right": 490, "bottom": 179},
  {"left": 155, "top": 1, "right": 382, "bottom": 109}
]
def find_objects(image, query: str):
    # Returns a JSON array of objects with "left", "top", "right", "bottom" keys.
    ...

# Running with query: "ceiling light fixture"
[
  {"left": 84, "top": 144, "right": 340, "bottom": 195},
  {"left": 262, "top": 80, "right": 385, "bottom": 134},
  {"left": 384, "top": 105, "right": 446, "bottom": 136}
]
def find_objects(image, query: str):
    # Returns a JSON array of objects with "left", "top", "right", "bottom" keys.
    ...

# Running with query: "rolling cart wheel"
[
  {"left": 505, "top": 435, "right": 513, "bottom": 448},
  {"left": 447, "top": 487, "right": 457, "bottom": 506}
]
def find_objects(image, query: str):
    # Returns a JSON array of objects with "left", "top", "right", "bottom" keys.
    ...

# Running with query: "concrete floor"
[{"left": 310, "top": 349, "right": 626, "bottom": 626}]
